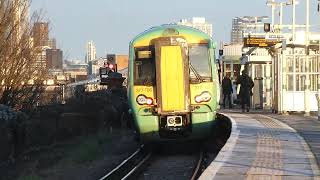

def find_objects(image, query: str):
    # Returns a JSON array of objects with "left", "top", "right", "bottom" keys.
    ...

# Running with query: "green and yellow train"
[{"left": 128, "top": 24, "right": 220, "bottom": 143}]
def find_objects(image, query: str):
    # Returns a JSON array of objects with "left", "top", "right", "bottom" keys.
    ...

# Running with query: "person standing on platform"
[
  {"left": 237, "top": 70, "right": 254, "bottom": 112},
  {"left": 222, "top": 74, "right": 233, "bottom": 109}
]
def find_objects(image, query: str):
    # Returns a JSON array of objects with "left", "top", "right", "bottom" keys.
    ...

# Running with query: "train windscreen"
[
  {"left": 189, "top": 45, "right": 212, "bottom": 82},
  {"left": 134, "top": 48, "right": 155, "bottom": 86}
]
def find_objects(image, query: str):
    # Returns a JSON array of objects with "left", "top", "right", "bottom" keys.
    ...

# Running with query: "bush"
[{"left": 0, "top": 104, "right": 28, "bottom": 161}]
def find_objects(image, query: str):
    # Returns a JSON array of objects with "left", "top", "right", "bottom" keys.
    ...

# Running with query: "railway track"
[
  {"left": 98, "top": 144, "right": 152, "bottom": 180},
  {"left": 99, "top": 144, "right": 208, "bottom": 180},
  {"left": 191, "top": 149, "right": 206, "bottom": 180},
  {"left": 99, "top": 114, "right": 231, "bottom": 180}
]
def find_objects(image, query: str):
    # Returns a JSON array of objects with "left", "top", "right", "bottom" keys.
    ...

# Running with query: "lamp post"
[
  {"left": 292, "top": 0, "right": 297, "bottom": 114},
  {"left": 241, "top": 15, "right": 269, "bottom": 108},
  {"left": 304, "top": 0, "right": 310, "bottom": 116},
  {"left": 318, "top": 77, "right": 320, "bottom": 120},
  {"left": 266, "top": 0, "right": 295, "bottom": 33},
  {"left": 318, "top": 0, "right": 320, "bottom": 120},
  {"left": 266, "top": 0, "right": 297, "bottom": 113},
  {"left": 266, "top": 0, "right": 276, "bottom": 27}
]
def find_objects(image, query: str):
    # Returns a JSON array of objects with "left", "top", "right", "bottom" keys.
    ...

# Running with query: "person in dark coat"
[
  {"left": 222, "top": 74, "right": 233, "bottom": 108},
  {"left": 237, "top": 70, "right": 254, "bottom": 112}
]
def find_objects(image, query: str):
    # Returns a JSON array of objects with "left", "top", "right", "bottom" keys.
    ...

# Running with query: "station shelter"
[
  {"left": 220, "top": 44, "right": 242, "bottom": 105},
  {"left": 221, "top": 44, "right": 273, "bottom": 109},
  {"left": 273, "top": 44, "right": 320, "bottom": 113},
  {"left": 245, "top": 47, "right": 273, "bottom": 109}
]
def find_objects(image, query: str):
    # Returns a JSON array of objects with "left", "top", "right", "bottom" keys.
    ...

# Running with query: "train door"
[
  {"left": 152, "top": 37, "right": 190, "bottom": 114},
  {"left": 160, "top": 46, "right": 185, "bottom": 111}
]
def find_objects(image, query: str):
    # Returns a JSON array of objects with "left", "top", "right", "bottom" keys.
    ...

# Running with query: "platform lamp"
[{"left": 266, "top": 0, "right": 297, "bottom": 33}]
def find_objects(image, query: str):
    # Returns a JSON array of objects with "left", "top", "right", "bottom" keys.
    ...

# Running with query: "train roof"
[{"left": 131, "top": 24, "right": 215, "bottom": 47}]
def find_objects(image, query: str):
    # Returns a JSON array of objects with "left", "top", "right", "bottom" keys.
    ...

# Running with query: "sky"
[{"left": 31, "top": 0, "right": 320, "bottom": 61}]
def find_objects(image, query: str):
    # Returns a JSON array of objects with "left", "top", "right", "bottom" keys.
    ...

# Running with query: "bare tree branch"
[{"left": 0, "top": 0, "right": 47, "bottom": 109}]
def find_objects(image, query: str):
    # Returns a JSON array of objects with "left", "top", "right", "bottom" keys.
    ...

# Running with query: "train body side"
[{"left": 128, "top": 25, "right": 220, "bottom": 142}]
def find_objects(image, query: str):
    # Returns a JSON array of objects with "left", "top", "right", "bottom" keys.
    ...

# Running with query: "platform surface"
[{"left": 200, "top": 111, "right": 320, "bottom": 180}]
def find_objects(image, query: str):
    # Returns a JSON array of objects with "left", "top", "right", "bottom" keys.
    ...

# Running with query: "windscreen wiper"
[{"left": 189, "top": 63, "right": 203, "bottom": 83}]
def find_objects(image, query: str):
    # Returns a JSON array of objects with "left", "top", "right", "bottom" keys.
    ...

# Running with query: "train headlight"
[
  {"left": 195, "top": 91, "right": 211, "bottom": 103},
  {"left": 136, "top": 95, "right": 147, "bottom": 105},
  {"left": 195, "top": 96, "right": 202, "bottom": 103},
  {"left": 168, "top": 117, "right": 175, "bottom": 125},
  {"left": 146, "top": 98, "right": 153, "bottom": 105},
  {"left": 136, "top": 95, "right": 154, "bottom": 105}
]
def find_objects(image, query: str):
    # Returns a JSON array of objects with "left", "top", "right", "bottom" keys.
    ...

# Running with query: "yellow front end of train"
[{"left": 128, "top": 25, "right": 220, "bottom": 142}]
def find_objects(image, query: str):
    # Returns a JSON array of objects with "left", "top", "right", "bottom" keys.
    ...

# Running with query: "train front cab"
[{"left": 129, "top": 26, "right": 219, "bottom": 143}]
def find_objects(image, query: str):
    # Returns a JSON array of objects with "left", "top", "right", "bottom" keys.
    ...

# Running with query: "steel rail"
[
  {"left": 98, "top": 144, "right": 145, "bottom": 180},
  {"left": 121, "top": 152, "right": 152, "bottom": 180},
  {"left": 191, "top": 150, "right": 204, "bottom": 180}
]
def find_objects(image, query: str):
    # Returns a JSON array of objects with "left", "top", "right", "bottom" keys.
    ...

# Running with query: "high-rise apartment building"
[
  {"left": 231, "top": 18, "right": 245, "bottom": 44},
  {"left": 46, "top": 49, "right": 63, "bottom": 69},
  {"left": 33, "top": 47, "right": 48, "bottom": 69},
  {"left": 231, "top": 16, "right": 268, "bottom": 44},
  {"left": 177, "top": 17, "right": 213, "bottom": 37},
  {"left": 48, "top": 38, "right": 56, "bottom": 49},
  {"left": 85, "top": 41, "right": 97, "bottom": 63},
  {"left": 32, "top": 22, "right": 49, "bottom": 47}
]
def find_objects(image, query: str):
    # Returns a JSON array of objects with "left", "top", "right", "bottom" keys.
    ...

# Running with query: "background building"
[
  {"left": 272, "top": 32, "right": 320, "bottom": 113},
  {"left": 231, "top": 18, "right": 245, "bottom": 44},
  {"left": 31, "top": 22, "right": 64, "bottom": 74},
  {"left": 231, "top": 16, "right": 268, "bottom": 44},
  {"left": 32, "top": 22, "right": 49, "bottom": 47},
  {"left": 88, "top": 57, "right": 107, "bottom": 77},
  {"left": 48, "top": 38, "right": 56, "bottom": 49},
  {"left": 106, "top": 54, "right": 128, "bottom": 70},
  {"left": 177, "top": 17, "right": 213, "bottom": 37},
  {"left": 46, "top": 49, "right": 63, "bottom": 69},
  {"left": 87, "top": 54, "right": 129, "bottom": 78},
  {"left": 33, "top": 46, "right": 50, "bottom": 69},
  {"left": 221, "top": 16, "right": 272, "bottom": 109},
  {"left": 64, "top": 60, "right": 88, "bottom": 82},
  {"left": 116, "top": 55, "right": 129, "bottom": 70},
  {"left": 85, "top": 41, "right": 97, "bottom": 63}
]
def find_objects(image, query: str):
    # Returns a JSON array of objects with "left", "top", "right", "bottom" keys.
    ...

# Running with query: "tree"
[{"left": 0, "top": 0, "right": 47, "bottom": 109}]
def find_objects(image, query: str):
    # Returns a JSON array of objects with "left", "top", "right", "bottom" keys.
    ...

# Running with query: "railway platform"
[{"left": 200, "top": 110, "right": 320, "bottom": 180}]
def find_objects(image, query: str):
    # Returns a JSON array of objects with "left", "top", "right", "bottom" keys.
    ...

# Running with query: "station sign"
[
  {"left": 243, "top": 37, "right": 281, "bottom": 47},
  {"left": 310, "top": 40, "right": 320, "bottom": 45},
  {"left": 265, "top": 34, "right": 285, "bottom": 40}
]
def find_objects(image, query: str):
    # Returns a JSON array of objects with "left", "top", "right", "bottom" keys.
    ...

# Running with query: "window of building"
[{"left": 285, "top": 54, "right": 320, "bottom": 91}]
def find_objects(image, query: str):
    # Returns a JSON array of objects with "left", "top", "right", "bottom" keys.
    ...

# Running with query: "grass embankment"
[
  {"left": 16, "top": 130, "right": 114, "bottom": 180},
  {"left": 69, "top": 131, "right": 112, "bottom": 163}
]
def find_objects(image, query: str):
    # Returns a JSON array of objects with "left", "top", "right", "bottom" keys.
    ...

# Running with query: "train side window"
[
  {"left": 189, "top": 45, "right": 212, "bottom": 82},
  {"left": 134, "top": 48, "right": 155, "bottom": 86}
]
